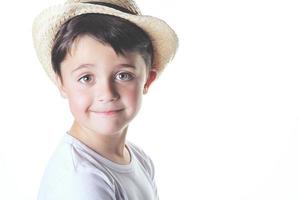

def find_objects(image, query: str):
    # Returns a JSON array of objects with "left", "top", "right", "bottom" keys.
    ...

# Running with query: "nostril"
[
  {"left": 98, "top": 97, "right": 118, "bottom": 103},
  {"left": 97, "top": 92, "right": 120, "bottom": 103},
  {"left": 95, "top": 81, "right": 119, "bottom": 103}
]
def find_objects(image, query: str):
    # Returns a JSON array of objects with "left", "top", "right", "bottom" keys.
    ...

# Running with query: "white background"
[{"left": 0, "top": 0, "right": 300, "bottom": 199}]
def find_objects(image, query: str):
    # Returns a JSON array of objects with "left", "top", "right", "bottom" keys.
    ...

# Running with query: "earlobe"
[
  {"left": 55, "top": 75, "right": 67, "bottom": 99},
  {"left": 143, "top": 69, "right": 157, "bottom": 94}
]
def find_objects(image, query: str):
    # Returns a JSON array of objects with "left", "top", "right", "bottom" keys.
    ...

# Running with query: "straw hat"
[{"left": 32, "top": 0, "right": 178, "bottom": 85}]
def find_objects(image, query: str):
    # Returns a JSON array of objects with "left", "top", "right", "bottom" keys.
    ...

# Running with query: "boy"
[{"left": 32, "top": 0, "right": 178, "bottom": 199}]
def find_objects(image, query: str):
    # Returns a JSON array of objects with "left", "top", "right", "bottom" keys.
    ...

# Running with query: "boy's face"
[{"left": 56, "top": 35, "right": 156, "bottom": 136}]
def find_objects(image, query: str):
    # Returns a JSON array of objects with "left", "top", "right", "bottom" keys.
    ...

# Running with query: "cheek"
[
  {"left": 122, "top": 83, "right": 144, "bottom": 109},
  {"left": 68, "top": 91, "right": 92, "bottom": 117}
]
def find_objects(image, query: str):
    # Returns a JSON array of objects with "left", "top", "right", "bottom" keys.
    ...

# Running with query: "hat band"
[{"left": 85, "top": 1, "right": 138, "bottom": 15}]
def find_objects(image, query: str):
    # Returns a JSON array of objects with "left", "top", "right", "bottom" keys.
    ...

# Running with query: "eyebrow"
[
  {"left": 71, "top": 63, "right": 136, "bottom": 74},
  {"left": 72, "top": 64, "right": 94, "bottom": 74},
  {"left": 119, "top": 64, "right": 136, "bottom": 69}
]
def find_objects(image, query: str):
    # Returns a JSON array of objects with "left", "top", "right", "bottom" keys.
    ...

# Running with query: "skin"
[{"left": 56, "top": 35, "right": 157, "bottom": 165}]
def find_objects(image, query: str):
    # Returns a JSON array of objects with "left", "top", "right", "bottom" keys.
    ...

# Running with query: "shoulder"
[
  {"left": 38, "top": 168, "right": 116, "bottom": 200},
  {"left": 38, "top": 139, "right": 116, "bottom": 200},
  {"left": 127, "top": 141, "right": 156, "bottom": 179},
  {"left": 67, "top": 169, "right": 116, "bottom": 199}
]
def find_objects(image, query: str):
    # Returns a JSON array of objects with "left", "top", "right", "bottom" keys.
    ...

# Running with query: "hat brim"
[{"left": 32, "top": 2, "right": 178, "bottom": 85}]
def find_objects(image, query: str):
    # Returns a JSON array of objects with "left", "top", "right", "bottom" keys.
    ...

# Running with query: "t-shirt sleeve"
[
  {"left": 69, "top": 170, "right": 116, "bottom": 200},
  {"left": 127, "top": 142, "right": 159, "bottom": 199},
  {"left": 128, "top": 142, "right": 156, "bottom": 179},
  {"left": 147, "top": 156, "right": 159, "bottom": 199},
  {"left": 38, "top": 169, "right": 116, "bottom": 200}
]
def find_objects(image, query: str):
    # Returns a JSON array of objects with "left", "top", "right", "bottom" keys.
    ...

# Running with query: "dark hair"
[{"left": 51, "top": 2, "right": 154, "bottom": 80}]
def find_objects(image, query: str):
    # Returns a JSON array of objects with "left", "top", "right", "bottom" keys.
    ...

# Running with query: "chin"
[
  {"left": 91, "top": 127, "right": 127, "bottom": 136},
  {"left": 87, "top": 121, "right": 129, "bottom": 136}
]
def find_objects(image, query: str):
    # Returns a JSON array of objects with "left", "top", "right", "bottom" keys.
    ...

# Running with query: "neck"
[{"left": 68, "top": 121, "right": 131, "bottom": 165}]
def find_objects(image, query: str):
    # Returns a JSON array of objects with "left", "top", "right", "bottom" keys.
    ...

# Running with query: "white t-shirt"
[{"left": 38, "top": 133, "right": 159, "bottom": 200}]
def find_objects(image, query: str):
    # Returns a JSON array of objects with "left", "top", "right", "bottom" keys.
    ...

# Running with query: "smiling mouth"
[{"left": 91, "top": 109, "right": 124, "bottom": 116}]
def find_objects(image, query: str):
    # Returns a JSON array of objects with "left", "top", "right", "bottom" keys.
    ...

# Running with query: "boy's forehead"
[
  {"left": 69, "top": 35, "right": 142, "bottom": 59},
  {"left": 63, "top": 35, "right": 146, "bottom": 70}
]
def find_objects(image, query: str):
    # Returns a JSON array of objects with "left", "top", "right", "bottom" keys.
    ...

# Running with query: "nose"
[{"left": 95, "top": 80, "right": 119, "bottom": 103}]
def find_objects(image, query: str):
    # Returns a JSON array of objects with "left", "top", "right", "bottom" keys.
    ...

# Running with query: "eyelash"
[
  {"left": 78, "top": 72, "right": 135, "bottom": 84},
  {"left": 78, "top": 74, "right": 93, "bottom": 83},
  {"left": 115, "top": 71, "right": 135, "bottom": 81}
]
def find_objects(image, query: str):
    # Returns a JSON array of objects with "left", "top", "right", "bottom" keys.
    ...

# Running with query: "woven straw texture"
[{"left": 32, "top": 0, "right": 178, "bottom": 84}]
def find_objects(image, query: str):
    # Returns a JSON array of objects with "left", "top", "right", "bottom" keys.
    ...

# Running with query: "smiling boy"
[
  {"left": 32, "top": 0, "right": 178, "bottom": 199},
  {"left": 58, "top": 33, "right": 154, "bottom": 163}
]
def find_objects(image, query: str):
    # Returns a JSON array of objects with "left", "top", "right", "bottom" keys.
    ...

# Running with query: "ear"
[
  {"left": 143, "top": 69, "right": 157, "bottom": 94},
  {"left": 55, "top": 75, "right": 67, "bottom": 99}
]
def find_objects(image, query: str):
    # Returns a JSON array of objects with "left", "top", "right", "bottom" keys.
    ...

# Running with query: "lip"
[{"left": 90, "top": 109, "right": 124, "bottom": 116}]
